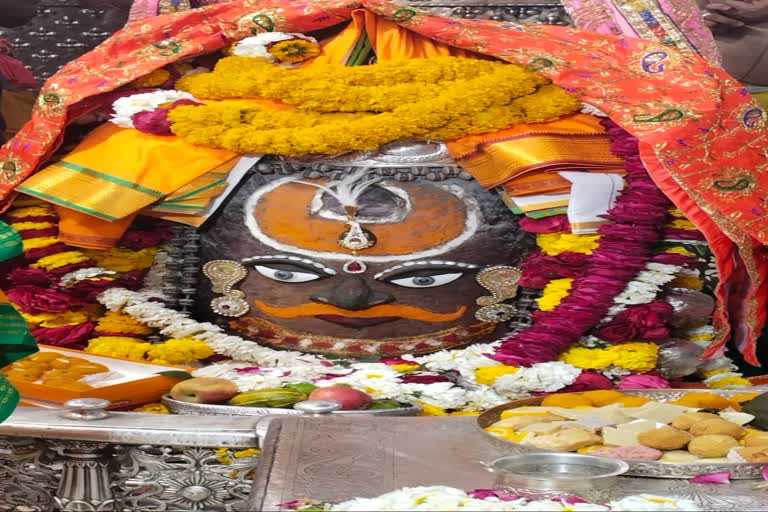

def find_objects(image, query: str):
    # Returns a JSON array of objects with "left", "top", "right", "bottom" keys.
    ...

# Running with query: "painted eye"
[
  {"left": 388, "top": 272, "right": 464, "bottom": 288},
  {"left": 254, "top": 265, "right": 322, "bottom": 283}
]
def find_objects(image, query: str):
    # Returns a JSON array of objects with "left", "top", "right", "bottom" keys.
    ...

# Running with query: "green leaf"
[{"left": 157, "top": 371, "right": 194, "bottom": 380}]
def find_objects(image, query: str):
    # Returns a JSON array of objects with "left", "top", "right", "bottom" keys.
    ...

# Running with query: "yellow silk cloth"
[
  {"left": 446, "top": 114, "right": 626, "bottom": 195},
  {"left": 17, "top": 123, "right": 237, "bottom": 222}
]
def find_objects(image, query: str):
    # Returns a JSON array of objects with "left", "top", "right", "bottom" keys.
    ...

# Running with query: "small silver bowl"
[{"left": 487, "top": 453, "right": 628, "bottom": 499}]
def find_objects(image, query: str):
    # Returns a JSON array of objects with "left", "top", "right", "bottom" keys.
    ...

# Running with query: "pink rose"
[
  {"left": 6, "top": 285, "right": 83, "bottom": 314},
  {"left": 401, "top": 373, "right": 455, "bottom": 384},
  {"left": 617, "top": 373, "right": 671, "bottom": 389},
  {"left": 519, "top": 215, "right": 570, "bottom": 234},
  {"left": 31, "top": 322, "right": 95, "bottom": 346},
  {"left": 132, "top": 109, "right": 173, "bottom": 136}
]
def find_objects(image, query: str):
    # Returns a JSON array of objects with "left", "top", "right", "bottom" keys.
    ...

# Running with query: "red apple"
[{"left": 308, "top": 386, "right": 372, "bottom": 410}]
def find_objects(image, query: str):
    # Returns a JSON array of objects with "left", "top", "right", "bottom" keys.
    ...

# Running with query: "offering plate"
[
  {"left": 162, "top": 394, "right": 422, "bottom": 416},
  {"left": 478, "top": 388, "right": 768, "bottom": 479}
]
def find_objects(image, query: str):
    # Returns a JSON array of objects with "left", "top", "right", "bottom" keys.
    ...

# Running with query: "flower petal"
[{"left": 689, "top": 472, "right": 730, "bottom": 484}]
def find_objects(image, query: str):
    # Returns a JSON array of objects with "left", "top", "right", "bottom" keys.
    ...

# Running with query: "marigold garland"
[
  {"left": 170, "top": 57, "right": 581, "bottom": 156},
  {"left": 560, "top": 343, "right": 659, "bottom": 373}
]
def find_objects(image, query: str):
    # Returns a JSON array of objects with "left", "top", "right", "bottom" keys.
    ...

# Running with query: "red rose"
[
  {"left": 559, "top": 372, "right": 614, "bottom": 392},
  {"left": 6, "top": 285, "right": 82, "bottom": 314},
  {"left": 119, "top": 229, "right": 174, "bottom": 251},
  {"left": 31, "top": 322, "right": 95, "bottom": 346},
  {"left": 8, "top": 267, "right": 50, "bottom": 286},
  {"left": 595, "top": 319, "right": 639, "bottom": 342}
]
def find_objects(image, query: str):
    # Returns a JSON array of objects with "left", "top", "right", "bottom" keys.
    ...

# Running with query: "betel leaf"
[{"left": 157, "top": 370, "right": 194, "bottom": 380}]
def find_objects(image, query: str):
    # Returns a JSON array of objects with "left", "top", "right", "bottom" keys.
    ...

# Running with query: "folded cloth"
[{"left": 17, "top": 123, "right": 237, "bottom": 222}]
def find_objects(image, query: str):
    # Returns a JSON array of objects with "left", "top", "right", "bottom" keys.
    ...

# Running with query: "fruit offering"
[
  {"left": 170, "top": 378, "right": 403, "bottom": 411},
  {"left": 2, "top": 352, "right": 109, "bottom": 391},
  {"left": 486, "top": 391, "right": 768, "bottom": 464}
]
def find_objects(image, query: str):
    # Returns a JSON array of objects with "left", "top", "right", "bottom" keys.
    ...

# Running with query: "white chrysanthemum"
[
  {"left": 494, "top": 362, "right": 581, "bottom": 395},
  {"left": 608, "top": 495, "right": 701, "bottom": 511},
  {"left": 59, "top": 266, "right": 116, "bottom": 286},
  {"left": 398, "top": 382, "right": 469, "bottom": 409},
  {"left": 232, "top": 32, "right": 317, "bottom": 60},
  {"left": 110, "top": 90, "right": 195, "bottom": 128},
  {"left": 409, "top": 343, "right": 500, "bottom": 378}
]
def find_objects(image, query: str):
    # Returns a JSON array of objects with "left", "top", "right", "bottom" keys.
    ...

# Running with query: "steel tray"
[
  {"left": 162, "top": 394, "right": 422, "bottom": 416},
  {"left": 478, "top": 388, "right": 768, "bottom": 479}
]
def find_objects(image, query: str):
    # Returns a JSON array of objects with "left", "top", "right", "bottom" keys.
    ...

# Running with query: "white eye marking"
[
  {"left": 388, "top": 272, "right": 464, "bottom": 288},
  {"left": 254, "top": 265, "right": 322, "bottom": 283}
]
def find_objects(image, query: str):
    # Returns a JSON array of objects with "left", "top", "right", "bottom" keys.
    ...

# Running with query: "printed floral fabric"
[{"left": 0, "top": 0, "right": 765, "bottom": 361}]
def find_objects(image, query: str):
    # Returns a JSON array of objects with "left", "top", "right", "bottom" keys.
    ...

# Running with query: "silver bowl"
[
  {"left": 487, "top": 452, "right": 628, "bottom": 500},
  {"left": 161, "top": 394, "right": 422, "bottom": 416},
  {"left": 478, "top": 388, "right": 768, "bottom": 479}
]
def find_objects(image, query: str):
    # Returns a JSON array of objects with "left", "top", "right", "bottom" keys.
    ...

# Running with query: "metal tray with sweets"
[{"left": 478, "top": 388, "right": 768, "bottom": 479}]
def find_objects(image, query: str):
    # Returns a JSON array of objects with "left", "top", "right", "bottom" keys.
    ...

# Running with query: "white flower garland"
[{"left": 294, "top": 487, "right": 701, "bottom": 512}]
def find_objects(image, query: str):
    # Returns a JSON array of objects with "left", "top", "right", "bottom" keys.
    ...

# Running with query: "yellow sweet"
[
  {"left": 485, "top": 427, "right": 531, "bottom": 443},
  {"left": 27, "top": 352, "right": 62, "bottom": 363},
  {"left": 614, "top": 396, "right": 652, "bottom": 407},
  {"left": 670, "top": 392, "right": 731, "bottom": 410},
  {"left": 580, "top": 390, "right": 627, "bottom": 406},
  {"left": 541, "top": 394, "right": 593, "bottom": 408}
]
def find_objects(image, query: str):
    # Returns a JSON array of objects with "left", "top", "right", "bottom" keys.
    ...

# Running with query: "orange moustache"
[{"left": 254, "top": 300, "right": 467, "bottom": 323}]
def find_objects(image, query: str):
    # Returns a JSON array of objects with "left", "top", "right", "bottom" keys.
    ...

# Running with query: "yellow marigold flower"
[
  {"left": 233, "top": 448, "right": 261, "bottom": 458},
  {"left": 86, "top": 337, "right": 151, "bottom": 361},
  {"left": 84, "top": 248, "right": 158, "bottom": 272},
  {"left": 418, "top": 402, "right": 448, "bottom": 416},
  {"left": 537, "top": 278, "right": 573, "bottom": 311},
  {"left": 702, "top": 368, "right": 731, "bottom": 377},
  {"left": 667, "top": 218, "right": 697, "bottom": 230},
  {"left": 39, "top": 311, "right": 90, "bottom": 328},
  {"left": 268, "top": 38, "right": 321, "bottom": 64},
  {"left": 667, "top": 208, "right": 685, "bottom": 218},
  {"left": 96, "top": 311, "right": 154, "bottom": 335},
  {"left": 560, "top": 346, "right": 616, "bottom": 370},
  {"left": 9, "top": 206, "right": 54, "bottom": 218},
  {"left": 664, "top": 246, "right": 696, "bottom": 257},
  {"left": 10, "top": 221, "right": 55, "bottom": 231},
  {"left": 670, "top": 275, "right": 703, "bottom": 291},
  {"left": 146, "top": 337, "right": 214, "bottom": 364},
  {"left": 32, "top": 250, "right": 90, "bottom": 270},
  {"left": 708, "top": 376, "right": 752, "bottom": 389},
  {"left": 536, "top": 233, "right": 601, "bottom": 256},
  {"left": 474, "top": 365, "right": 519, "bottom": 385},
  {"left": 131, "top": 68, "right": 171, "bottom": 88},
  {"left": 607, "top": 342, "right": 659, "bottom": 373},
  {"left": 391, "top": 363, "right": 420, "bottom": 373},
  {"left": 133, "top": 402, "right": 170, "bottom": 414},
  {"left": 22, "top": 236, "right": 60, "bottom": 251}
]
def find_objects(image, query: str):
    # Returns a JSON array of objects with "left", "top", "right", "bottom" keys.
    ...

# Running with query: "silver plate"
[
  {"left": 162, "top": 395, "right": 422, "bottom": 417},
  {"left": 478, "top": 388, "right": 768, "bottom": 479}
]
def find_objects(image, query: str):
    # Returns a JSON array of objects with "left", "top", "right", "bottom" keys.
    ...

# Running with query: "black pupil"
[
  {"left": 413, "top": 276, "right": 435, "bottom": 286},
  {"left": 275, "top": 270, "right": 294, "bottom": 280}
]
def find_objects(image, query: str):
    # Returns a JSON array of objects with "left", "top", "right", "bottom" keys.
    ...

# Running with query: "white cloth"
[{"left": 558, "top": 172, "right": 624, "bottom": 234}]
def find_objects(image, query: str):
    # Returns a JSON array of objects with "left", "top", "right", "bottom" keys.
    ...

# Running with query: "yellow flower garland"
[
  {"left": 537, "top": 278, "right": 574, "bottom": 311},
  {"left": 170, "top": 56, "right": 581, "bottom": 156},
  {"left": 536, "top": 233, "right": 601, "bottom": 256},
  {"left": 560, "top": 342, "right": 659, "bottom": 373},
  {"left": 474, "top": 365, "right": 519, "bottom": 385}
]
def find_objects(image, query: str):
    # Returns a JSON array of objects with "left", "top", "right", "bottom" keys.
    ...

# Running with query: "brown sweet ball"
[
  {"left": 743, "top": 431, "right": 768, "bottom": 447},
  {"left": 689, "top": 418, "right": 746, "bottom": 438},
  {"left": 735, "top": 446, "right": 768, "bottom": 463},
  {"left": 638, "top": 426, "right": 692, "bottom": 451},
  {"left": 688, "top": 435, "right": 739, "bottom": 458},
  {"left": 671, "top": 412, "right": 720, "bottom": 431}
]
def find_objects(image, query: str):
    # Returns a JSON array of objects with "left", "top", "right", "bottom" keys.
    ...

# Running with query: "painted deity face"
[{"left": 199, "top": 162, "right": 534, "bottom": 357}]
